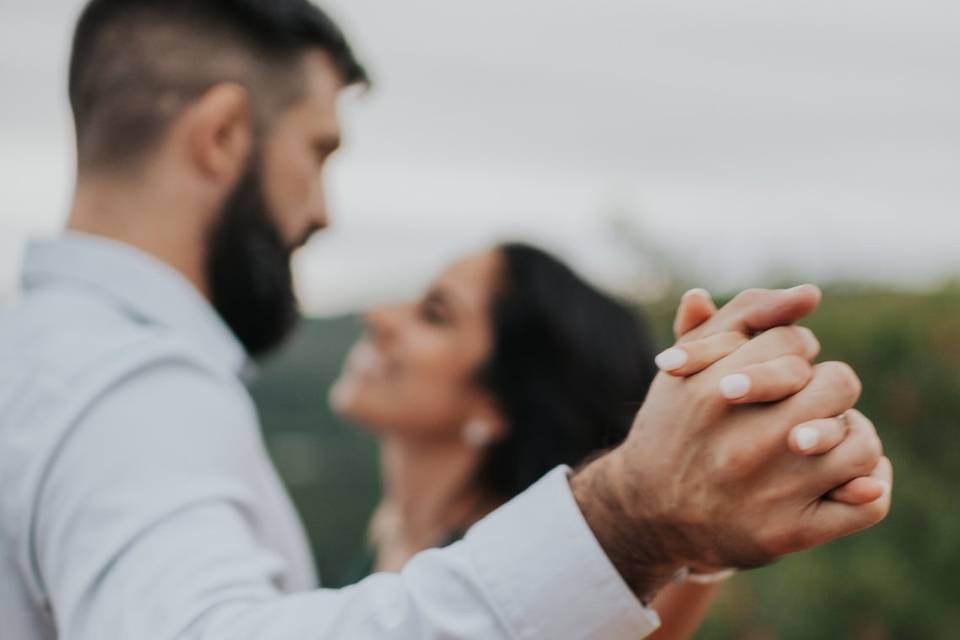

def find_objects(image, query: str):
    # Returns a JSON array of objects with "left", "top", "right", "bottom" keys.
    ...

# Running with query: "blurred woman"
[{"left": 330, "top": 243, "right": 724, "bottom": 639}]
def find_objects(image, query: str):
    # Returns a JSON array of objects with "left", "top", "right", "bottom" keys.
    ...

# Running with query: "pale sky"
[{"left": 1, "top": 1, "right": 958, "bottom": 314}]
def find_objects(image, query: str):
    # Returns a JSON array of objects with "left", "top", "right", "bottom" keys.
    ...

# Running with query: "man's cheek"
[
  {"left": 288, "top": 156, "right": 315, "bottom": 219},
  {"left": 270, "top": 167, "right": 310, "bottom": 243}
]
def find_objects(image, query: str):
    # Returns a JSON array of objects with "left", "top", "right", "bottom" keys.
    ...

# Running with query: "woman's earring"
[{"left": 462, "top": 419, "right": 492, "bottom": 448}]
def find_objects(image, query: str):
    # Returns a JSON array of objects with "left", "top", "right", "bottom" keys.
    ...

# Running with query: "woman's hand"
[{"left": 656, "top": 287, "right": 888, "bottom": 506}]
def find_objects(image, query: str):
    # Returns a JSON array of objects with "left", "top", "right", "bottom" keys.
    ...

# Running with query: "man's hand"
[{"left": 570, "top": 287, "right": 892, "bottom": 601}]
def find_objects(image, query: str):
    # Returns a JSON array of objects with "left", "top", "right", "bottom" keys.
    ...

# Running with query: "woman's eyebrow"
[{"left": 429, "top": 285, "right": 465, "bottom": 316}]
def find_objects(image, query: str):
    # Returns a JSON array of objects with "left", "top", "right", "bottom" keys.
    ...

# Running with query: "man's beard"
[{"left": 206, "top": 161, "right": 299, "bottom": 360}]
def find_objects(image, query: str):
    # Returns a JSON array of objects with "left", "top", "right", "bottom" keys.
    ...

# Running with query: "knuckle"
[
  {"left": 771, "top": 326, "right": 808, "bottom": 354},
  {"left": 845, "top": 408, "right": 867, "bottom": 425},
  {"left": 851, "top": 410, "right": 879, "bottom": 441},
  {"left": 716, "top": 440, "right": 762, "bottom": 476},
  {"left": 732, "top": 288, "right": 767, "bottom": 308},
  {"left": 782, "top": 355, "right": 813, "bottom": 382},
  {"left": 852, "top": 453, "right": 879, "bottom": 477},
  {"left": 848, "top": 434, "right": 883, "bottom": 475},
  {"left": 836, "top": 415, "right": 853, "bottom": 440},
  {"left": 798, "top": 326, "right": 820, "bottom": 355},
  {"left": 752, "top": 533, "right": 780, "bottom": 560},
  {"left": 857, "top": 499, "right": 890, "bottom": 528},
  {"left": 754, "top": 326, "right": 812, "bottom": 362},
  {"left": 818, "top": 361, "right": 863, "bottom": 403},
  {"left": 783, "top": 327, "right": 808, "bottom": 354},
  {"left": 847, "top": 412, "right": 881, "bottom": 455},
  {"left": 716, "top": 448, "right": 748, "bottom": 476}
]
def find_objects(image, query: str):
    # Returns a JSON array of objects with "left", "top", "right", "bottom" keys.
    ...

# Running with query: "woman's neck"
[{"left": 374, "top": 436, "right": 495, "bottom": 551}]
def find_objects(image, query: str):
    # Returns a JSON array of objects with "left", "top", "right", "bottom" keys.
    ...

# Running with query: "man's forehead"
[
  {"left": 302, "top": 50, "right": 344, "bottom": 104},
  {"left": 296, "top": 50, "right": 343, "bottom": 134}
]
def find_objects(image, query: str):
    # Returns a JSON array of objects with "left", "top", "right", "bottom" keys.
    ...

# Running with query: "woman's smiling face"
[{"left": 330, "top": 249, "right": 505, "bottom": 442}]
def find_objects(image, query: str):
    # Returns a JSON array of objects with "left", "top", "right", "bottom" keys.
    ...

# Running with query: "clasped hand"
[{"left": 572, "top": 286, "right": 892, "bottom": 599}]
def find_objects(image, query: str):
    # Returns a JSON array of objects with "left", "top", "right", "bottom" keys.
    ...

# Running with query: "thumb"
[{"left": 673, "top": 288, "right": 717, "bottom": 339}]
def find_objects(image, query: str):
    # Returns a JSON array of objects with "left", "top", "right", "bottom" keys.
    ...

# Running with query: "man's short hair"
[{"left": 69, "top": 0, "right": 368, "bottom": 171}]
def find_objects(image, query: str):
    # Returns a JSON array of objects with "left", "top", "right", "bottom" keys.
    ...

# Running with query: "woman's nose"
[{"left": 363, "top": 305, "right": 401, "bottom": 343}]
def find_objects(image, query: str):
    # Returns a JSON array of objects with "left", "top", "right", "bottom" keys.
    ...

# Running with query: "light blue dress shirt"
[{"left": 0, "top": 231, "right": 659, "bottom": 639}]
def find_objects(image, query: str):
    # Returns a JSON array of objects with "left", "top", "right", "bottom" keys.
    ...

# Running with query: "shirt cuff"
[{"left": 463, "top": 465, "right": 661, "bottom": 639}]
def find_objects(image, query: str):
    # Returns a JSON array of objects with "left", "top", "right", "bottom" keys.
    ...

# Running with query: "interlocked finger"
[
  {"left": 789, "top": 413, "right": 851, "bottom": 456},
  {"left": 655, "top": 332, "right": 748, "bottom": 376},
  {"left": 718, "top": 355, "right": 814, "bottom": 404}
]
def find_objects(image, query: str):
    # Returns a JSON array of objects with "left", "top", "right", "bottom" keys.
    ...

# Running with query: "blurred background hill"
[{"left": 252, "top": 284, "right": 960, "bottom": 639}]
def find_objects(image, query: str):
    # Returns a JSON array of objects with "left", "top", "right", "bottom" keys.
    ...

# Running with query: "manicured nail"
[
  {"left": 719, "top": 373, "right": 751, "bottom": 399},
  {"left": 655, "top": 347, "right": 688, "bottom": 371},
  {"left": 683, "top": 288, "right": 711, "bottom": 301},
  {"left": 793, "top": 426, "right": 820, "bottom": 451}
]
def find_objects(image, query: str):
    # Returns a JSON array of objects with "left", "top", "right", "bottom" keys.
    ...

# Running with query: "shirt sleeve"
[{"left": 33, "top": 360, "right": 660, "bottom": 640}]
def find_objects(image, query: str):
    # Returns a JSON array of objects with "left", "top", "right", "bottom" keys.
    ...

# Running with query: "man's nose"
[
  {"left": 293, "top": 202, "right": 329, "bottom": 249},
  {"left": 310, "top": 204, "right": 329, "bottom": 232}
]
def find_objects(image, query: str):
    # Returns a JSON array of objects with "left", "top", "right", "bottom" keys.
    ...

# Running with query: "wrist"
[{"left": 570, "top": 452, "right": 684, "bottom": 603}]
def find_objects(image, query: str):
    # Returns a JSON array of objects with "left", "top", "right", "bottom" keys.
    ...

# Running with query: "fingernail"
[
  {"left": 719, "top": 373, "right": 751, "bottom": 399},
  {"left": 794, "top": 426, "right": 820, "bottom": 451},
  {"left": 682, "top": 288, "right": 712, "bottom": 301},
  {"left": 655, "top": 347, "right": 689, "bottom": 371}
]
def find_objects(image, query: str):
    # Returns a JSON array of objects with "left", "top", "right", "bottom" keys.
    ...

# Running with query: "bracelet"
[{"left": 684, "top": 568, "right": 737, "bottom": 585}]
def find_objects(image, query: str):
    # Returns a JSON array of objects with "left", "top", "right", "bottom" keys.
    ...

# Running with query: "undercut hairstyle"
[{"left": 69, "top": 0, "right": 367, "bottom": 171}]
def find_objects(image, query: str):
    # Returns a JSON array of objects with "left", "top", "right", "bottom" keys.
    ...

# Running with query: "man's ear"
[{"left": 183, "top": 82, "right": 254, "bottom": 184}]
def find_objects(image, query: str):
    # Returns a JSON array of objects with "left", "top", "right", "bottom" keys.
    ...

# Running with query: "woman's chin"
[
  {"left": 328, "top": 375, "right": 359, "bottom": 416},
  {"left": 329, "top": 376, "right": 387, "bottom": 432}
]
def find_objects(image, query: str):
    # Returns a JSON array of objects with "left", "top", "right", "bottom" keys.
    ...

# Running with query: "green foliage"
[
  {"left": 249, "top": 287, "right": 960, "bottom": 638},
  {"left": 249, "top": 316, "right": 381, "bottom": 587}
]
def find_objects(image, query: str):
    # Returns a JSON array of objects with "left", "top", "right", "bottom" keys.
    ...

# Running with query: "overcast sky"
[{"left": 1, "top": 1, "right": 958, "bottom": 314}]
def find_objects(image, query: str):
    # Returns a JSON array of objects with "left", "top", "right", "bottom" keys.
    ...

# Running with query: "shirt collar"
[{"left": 22, "top": 231, "right": 252, "bottom": 379}]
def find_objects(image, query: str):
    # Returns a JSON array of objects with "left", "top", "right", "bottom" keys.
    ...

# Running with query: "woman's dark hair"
[{"left": 476, "top": 243, "right": 658, "bottom": 501}]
